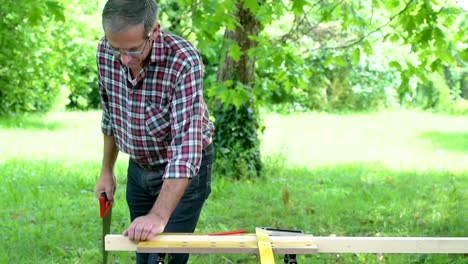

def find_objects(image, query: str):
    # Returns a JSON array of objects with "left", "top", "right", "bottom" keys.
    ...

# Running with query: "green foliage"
[
  {"left": 254, "top": 31, "right": 400, "bottom": 112},
  {"left": 1, "top": 0, "right": 466, "bottom": 115},
  {"left": 413, "top": 72, "right": 451, "bottom": 109},
  {"left": 171, "top": 0, "right": 465, "bottom": 114},
  {"left": 212, "top": 103, "right": 264, "bottom": 179},
  {"left": 384, "top": 0, "right": 467, "bottom": 103},
  {"left": 60, "top": 0, "right": 102, "bottom": 110},
  {"left": 0, "top": 0, "right": 101, "bottom": 115},
  {"left": 0, "top": 1, "right": 66, "bottom": 114}
]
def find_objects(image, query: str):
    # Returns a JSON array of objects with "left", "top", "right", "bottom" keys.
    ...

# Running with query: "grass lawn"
[{"left": 0, "top": 110, "right": 466, "bottom": 263}]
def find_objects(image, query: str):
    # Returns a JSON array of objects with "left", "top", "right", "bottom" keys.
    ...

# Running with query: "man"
[{"left": 94, "top": 0, "right": 215, "bottom": 263}]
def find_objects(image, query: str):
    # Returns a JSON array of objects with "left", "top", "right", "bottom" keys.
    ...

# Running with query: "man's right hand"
[{"left": 95, "top": 171, "right": 117, "bottom": 201}]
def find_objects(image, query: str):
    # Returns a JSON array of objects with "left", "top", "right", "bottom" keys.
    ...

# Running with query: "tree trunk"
[
  {"left": 461, "top": 71, "right": 468, "bottom": 100},
  {"left": 213, "top": 1, "right": 262, "bottom": 178}
]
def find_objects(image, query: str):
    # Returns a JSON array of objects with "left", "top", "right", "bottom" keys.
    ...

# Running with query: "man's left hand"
[{"left": 123, "top": 214, "right": 165, "bottom": 241}]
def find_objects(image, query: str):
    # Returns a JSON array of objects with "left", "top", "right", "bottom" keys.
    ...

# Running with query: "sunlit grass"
[
  {"left": 261, "top": 110, "right": 468, "bottom": 172},
  {"left": 0, "top": 111, "right": 103, "bottom": 162},
  {"left": 0, "top": 110, "right": 466, "bottom": 263}
]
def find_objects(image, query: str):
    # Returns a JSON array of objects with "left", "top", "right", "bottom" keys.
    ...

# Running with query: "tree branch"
[
  {"left": 318, "top": 0, "right": 415, "bottom": 50},
  {"left": 279, "top": 0, "right": 346, "bottom": 43}
]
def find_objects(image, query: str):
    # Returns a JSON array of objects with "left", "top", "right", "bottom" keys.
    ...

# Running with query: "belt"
[{"left": 136, "top": 162, "right": 166, "bottom": 171}]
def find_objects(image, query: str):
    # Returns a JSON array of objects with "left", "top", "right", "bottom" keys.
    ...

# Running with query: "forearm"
[
  {"left": 101, "top": 134, "right": 119, "bottom": 173},
  {"left": 95, "top": 134, "right": 119, "bottom": 199},
  {"left": 149, "top": 178, "right": 190, "bottom": 226}
]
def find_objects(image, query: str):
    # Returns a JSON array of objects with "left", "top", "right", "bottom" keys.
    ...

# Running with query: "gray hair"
[{"left": 102, "top": 0, "right": 159, "bottom": 35}]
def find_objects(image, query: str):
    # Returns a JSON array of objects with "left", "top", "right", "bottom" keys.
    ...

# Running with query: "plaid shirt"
[{"left": 97, "top": 30, "right": 214, "bottom": 179}]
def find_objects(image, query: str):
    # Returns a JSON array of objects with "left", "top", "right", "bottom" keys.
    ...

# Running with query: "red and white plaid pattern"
[{"left": 97, "top": 30, "right": 214, "bottom": 179}]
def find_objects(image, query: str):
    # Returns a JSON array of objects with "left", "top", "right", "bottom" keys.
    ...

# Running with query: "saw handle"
[{"left": 99, "top": 192, "right": 112, "bottom": 219}]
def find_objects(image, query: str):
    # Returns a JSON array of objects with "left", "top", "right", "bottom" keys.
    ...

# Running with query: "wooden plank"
[
  {"left": 255, "top": 228, "right": 275, "bottom": 264},
  {"left": 105, "top": 234, "right": 468, "bottom": 254},
  {"left": 106, "top": 234, "right": 137, "bottom": 251},
  {"left": 313, "top": 237, "right": 468, "bottom": 254},
  {"left": 138, "top": 238, "right": 258, "bottom": 254},
  {"left": 137, "top": 234, "right": 317, "bottom": 254}
]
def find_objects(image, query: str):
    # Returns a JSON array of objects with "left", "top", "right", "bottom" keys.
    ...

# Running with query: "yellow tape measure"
[{"left": 255, "top": 227, "right": 275, "bottom": 264}]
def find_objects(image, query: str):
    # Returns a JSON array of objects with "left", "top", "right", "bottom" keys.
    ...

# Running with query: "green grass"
[
  {"left": 260, "top": 110, "right": 468, "bottom": 172},
  {"left": 0, "top": 110, "right": 466, "bottom": 263}
]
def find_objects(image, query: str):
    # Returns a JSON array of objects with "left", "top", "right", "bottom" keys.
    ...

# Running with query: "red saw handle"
[{"left": 99, "top": 192, "right": 112, "bottom": 218}]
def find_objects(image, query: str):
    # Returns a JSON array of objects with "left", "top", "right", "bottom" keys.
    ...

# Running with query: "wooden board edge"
[{"left": 105, "top": 234, "right": 468, "bottom": 254}]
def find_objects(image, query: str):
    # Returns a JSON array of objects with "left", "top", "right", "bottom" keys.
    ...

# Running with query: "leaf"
[
  {"left": 361, "top": 40, "right": 374, "bottom": 55},
  {"left": 243, "top": 0, "right": 260, "bottom": 13},
  {"left": 292, "top": 0, "right": 308, "bottom": 16},
  {"left": 28, "top": 6, "right": 45, "bottom": 26},
  {"left": 228, "top": 43, "right": 242, "bottom": 62},
  {"left": 46, "top": 1, "right": 66, "bottom": 22},
  {"left": 389, "top": 61, "right": 402, "bottom": 71},
  {"left": 351, "top": 48, "right": 361, "bottom": 64},
  {"left": 430, "top": 59, "right": 442, "bottom": 72},
  {"left": 418, "top": 28, "right": 432, "bottom": 47},
  {"left": 384, "top": 0, "right": 402, "bottom": 11},
  {"left": 459, "top": 48, "right": 468, "bottom": 62},
  {"left": 390, "top": 33, "right": 401, "bottom": 43},
  {"left": 333, "top": 55, "right": 347, "bottom": 67},
  {"left": 232, "top": 83, "right": 251, "bottom": 108},
  {"left": 207, "top": 81, "right": 229, "bottom": 99}
]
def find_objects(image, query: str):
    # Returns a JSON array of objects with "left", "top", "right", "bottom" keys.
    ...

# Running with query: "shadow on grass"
[
  {"left": 0, "top": 115, "right": 63, "bottom": 130},
  {"left": 420, "top": 131, "right": 468, "bottom": 153}
]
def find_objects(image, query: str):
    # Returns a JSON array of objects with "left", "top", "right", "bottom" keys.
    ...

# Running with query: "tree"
[
  {"left": 0, "top": 0, "right": 101, "bottom": 115},
  {"left": 0, "top": 1, "right": 65, "bottom": 114},
  {"left": 157, "top": 0, "right": 466, "bottom": 178},
  {"left": 213, "top": 1, "right": 263, "bottom": 178}
]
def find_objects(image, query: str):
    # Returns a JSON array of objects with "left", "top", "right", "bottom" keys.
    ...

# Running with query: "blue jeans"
[{"left": 126, "top": 144, "right": 213, "bottom": 264}]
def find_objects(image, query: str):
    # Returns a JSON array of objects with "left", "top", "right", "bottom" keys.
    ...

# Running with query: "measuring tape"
[{"left": 255, "top": 227, "right": 275, "bottom": 263}]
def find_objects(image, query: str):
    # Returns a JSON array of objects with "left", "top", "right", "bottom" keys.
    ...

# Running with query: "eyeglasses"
[{"left": 105, "top": 33, "right": 151, "bottom": 57}]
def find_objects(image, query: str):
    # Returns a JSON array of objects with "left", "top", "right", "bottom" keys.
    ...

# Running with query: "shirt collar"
[{"left": 149, "top": 30, "right": 166, "bottom": 63}]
